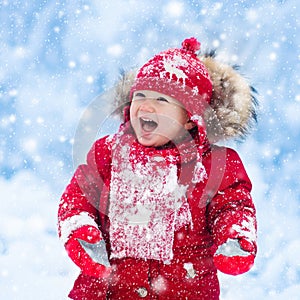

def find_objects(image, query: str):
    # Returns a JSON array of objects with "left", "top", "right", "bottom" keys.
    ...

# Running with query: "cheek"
[
  {"left": 129, "top": 104, "right": 135, "bottom": 118},
  {"left": 129, "top": 106, "right": 140, "bottom": 132},
  {"left": 171, "top": 108, "right": 189, "bottom": 126},
  {"left": 130, "top": 116, "right": 139, "bottom": 132}
]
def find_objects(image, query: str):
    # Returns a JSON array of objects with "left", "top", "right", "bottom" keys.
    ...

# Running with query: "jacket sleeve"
[
  {"left": 57, "top": 136, "right": 112, "bottom": 245},
  {"left": 206, "top": 147, "right": 257, "bottom": 253}
]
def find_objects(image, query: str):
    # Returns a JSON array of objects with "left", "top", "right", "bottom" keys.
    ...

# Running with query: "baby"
[{"left": 58, "top": 37, "right": 257, "bottom": 299}]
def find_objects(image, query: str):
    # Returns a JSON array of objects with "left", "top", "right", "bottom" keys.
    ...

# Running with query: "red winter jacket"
[{"left": 58, "top": 134, "right": 256, "bottom": 300}]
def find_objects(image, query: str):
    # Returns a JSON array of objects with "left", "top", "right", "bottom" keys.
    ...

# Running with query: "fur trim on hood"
[
  {"left": 200, "top": 51, "right": 258, "bottom": 142},
  {"left": 112, "top": 53, "right": 258, "bottom": 143}
]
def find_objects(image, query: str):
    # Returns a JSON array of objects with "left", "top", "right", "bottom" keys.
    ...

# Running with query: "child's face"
[{"left": 130, "top": 90, "right": 194, "bottom": 147}]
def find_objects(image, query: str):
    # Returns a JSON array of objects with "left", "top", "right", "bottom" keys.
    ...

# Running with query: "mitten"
[
  {"left": 213, "top": 238, "right": 256, "bottom": 275},
  {"left": 65, "top": 225, "right": 111, "bottom": 278},
  {"left": 212, "top": 205, "right": 257, "bottom": 275}
]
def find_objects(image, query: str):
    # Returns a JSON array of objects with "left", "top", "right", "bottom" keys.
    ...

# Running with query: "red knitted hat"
[{"left": 130, "top": 37, "right": 213, "bottom": 117}]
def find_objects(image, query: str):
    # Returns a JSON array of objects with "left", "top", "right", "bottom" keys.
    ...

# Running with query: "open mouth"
[{"left": 140, "top": 117, "right": 158, "bottom": 132}]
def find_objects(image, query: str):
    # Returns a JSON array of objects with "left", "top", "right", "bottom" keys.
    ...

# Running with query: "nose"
[{"left": 138, "top": 98, "right": 155, "bottom": 113}]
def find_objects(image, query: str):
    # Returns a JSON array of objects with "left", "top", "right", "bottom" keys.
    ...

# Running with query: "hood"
[{"left": 112, "top": 52, "right": 258, "bottom": 143}]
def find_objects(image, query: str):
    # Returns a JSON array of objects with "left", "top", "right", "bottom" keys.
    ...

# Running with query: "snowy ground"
[{"left": 0, "top": 1, "right": 299, "bottom": 299}]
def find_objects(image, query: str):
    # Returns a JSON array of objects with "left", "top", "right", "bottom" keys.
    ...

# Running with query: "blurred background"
[{"left": 0, "top": 1, "right": 299, "bottom": 299}]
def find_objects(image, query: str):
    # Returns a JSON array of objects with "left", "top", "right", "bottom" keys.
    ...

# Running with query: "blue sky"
[{"left": 0, "top": 1, "right": 299, "bottom": 299}]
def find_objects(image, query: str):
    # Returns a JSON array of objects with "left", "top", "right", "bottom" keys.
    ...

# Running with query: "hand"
[
  {"left": 213, "top": 238, "right": 255, "bottom": 275},
  {"left": 65, "top": 225, "right": 111, "bottom": 278}
]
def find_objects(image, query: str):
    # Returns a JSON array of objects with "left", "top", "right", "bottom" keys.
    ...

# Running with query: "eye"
[
  {"left": 157, "top": 97, "right": 169, "bottom": 102},
  {"left": 135, "top": 92, "right": 145, "bottom": 97},
  {"left": 132, "top": 92, "right": 145, "bottom": 101}
]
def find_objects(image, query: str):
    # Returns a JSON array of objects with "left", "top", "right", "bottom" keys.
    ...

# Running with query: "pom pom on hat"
[{"left": 181, "top": 37, "right": 201, "bottom": 54}]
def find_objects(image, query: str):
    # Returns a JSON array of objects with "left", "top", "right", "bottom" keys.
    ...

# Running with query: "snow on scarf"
[{"left": 108, "top": 129, "right": 207, "bottom": 263}]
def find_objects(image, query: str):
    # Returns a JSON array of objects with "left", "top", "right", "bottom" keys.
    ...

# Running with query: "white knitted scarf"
[{"left": 108, "top": 131, "right": 206, "bottom": 263}]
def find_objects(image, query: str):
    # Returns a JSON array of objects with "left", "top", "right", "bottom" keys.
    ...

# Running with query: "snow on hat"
[{"left": 130, "top": 37, "right": 213, "bottom": 118}]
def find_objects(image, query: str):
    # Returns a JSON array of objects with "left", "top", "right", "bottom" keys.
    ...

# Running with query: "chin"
[
  {"left": 137, "top": 136, "right": 162, "bottom": 148},
  {"left": 138, "top": 139, "right": 157, "bottom": 147}
]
